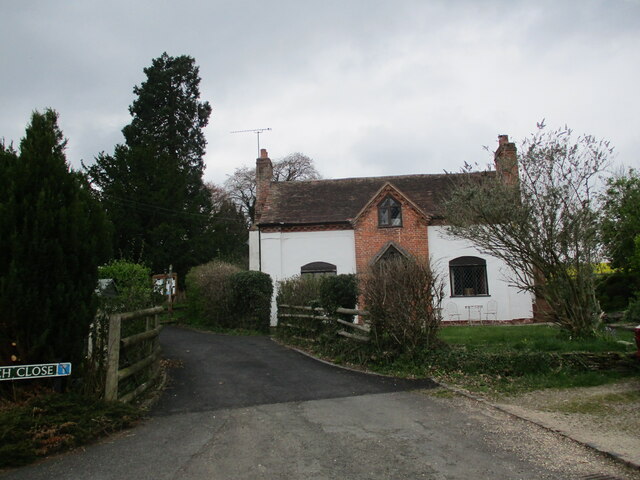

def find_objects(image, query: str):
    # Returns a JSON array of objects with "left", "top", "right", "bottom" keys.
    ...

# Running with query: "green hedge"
[
  {"left": 319, "top": 274, "right": 358, "bottom": 317},
  {"left": 185, "top": 261, "right": 272, "bottom": 332},
  {"left": 275, "top": 274, "right": 359, "bottom": 350},
  {"left": 98, "top": 260, "right": 158, "bottom": 312},
  {"left": 229, "top": 270, "right": 273, "bottom": 332},
  {"left": 185, "top": 260, "right": 240, "bottom": 327},
  {"left": 422, "top": 347, "right": 640, "bottom": 377},
  {"left": 276, "top": 274, "right": 357, "bottom": 312}
]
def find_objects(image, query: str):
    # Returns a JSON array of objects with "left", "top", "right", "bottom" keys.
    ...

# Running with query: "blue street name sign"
[{"left": 0, "top": 363, "right": 72, "bottom": 381}]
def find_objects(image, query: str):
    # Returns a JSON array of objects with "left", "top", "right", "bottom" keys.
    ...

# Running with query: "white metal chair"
[
  {"left": 445, "top": 302, "right": 461, "bottom": 321},
  {"left": 485, "top": 300, "right": 498, "bottom": 321}
]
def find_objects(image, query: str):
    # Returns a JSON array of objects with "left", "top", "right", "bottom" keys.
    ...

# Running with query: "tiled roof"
[{"left": 257, "top": 172, "right": 492, "bottom": 226}]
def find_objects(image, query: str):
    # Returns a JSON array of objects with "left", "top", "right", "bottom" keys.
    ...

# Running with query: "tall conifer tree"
[
  {"left": 86, "top": 53, "right": 215, "bottom": 282},
  {"left": 0, "top": 110, "right": 111, "bottom": 366}
]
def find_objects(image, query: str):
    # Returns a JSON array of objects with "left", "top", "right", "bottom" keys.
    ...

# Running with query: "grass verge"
[
  {"left": 437, "top": 324, "right": 635, "bottom": 352},
  {"left": 277, "top": 323, "right": 639, "bottom": 397},
  {"left": 542, "top": 390, "right": 640, "bottom": 415},
  {"left": 0, "top": 392, "right": 142, "bottom": 469}
]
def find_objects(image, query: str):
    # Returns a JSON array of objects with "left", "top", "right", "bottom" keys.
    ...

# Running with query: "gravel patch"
[
  {"left": 423, "top": 388, "right": 640, "bottom": 479},
  {"left": 428, "top": 378, "right": 640, "bottom": 474},
  {"left": 494, "top": 379, "right": 640, "bottom": 467}
]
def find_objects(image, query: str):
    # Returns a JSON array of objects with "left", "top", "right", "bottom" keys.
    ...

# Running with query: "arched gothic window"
[{"left": 376, "top": 244, "right": 404, "bottom": 263}]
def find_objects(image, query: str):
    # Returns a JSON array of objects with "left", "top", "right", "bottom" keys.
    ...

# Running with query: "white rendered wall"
[
  {"left": 253, "top": 229, "right": 357, "bottom": 325},
  {"left": 428, "top": 226, "right": 533, "bottom": 322},
  {"left": 249, "top": 230, "right": 260, "bottom": 271}
]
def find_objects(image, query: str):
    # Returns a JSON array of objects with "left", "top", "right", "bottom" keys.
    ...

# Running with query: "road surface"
[{"left": 2, "top": 326, "right": 637, "bottom": 479}]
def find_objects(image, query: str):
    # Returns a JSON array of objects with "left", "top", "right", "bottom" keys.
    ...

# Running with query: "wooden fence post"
[{"left": 105, "top": 313, "right": 122, "bottom": 401}]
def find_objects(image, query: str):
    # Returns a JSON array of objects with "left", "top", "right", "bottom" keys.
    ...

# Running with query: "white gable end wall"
[
  {"left": 253, "top": 229, "right": 357, "bottom": 325},
  {"left": 428, "top": 226, "right": 533, "bottom": 322},
  {"left": 249, "top": 230, "right": 260, "bottom": 271}
]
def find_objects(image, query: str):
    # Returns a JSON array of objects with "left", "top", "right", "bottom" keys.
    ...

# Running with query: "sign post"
[{"left": 0, "top": 363, "right": 72, "bottom": 381}]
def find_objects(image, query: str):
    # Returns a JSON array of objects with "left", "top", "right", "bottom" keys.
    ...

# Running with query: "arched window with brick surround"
[
  {"left": 449, "top": 256, "right": 488, "bottom": 296},
  {"left": 371, "top": 242, "right": 410, "bottom": 266},
  {"left": 378, "top": 196, "right": 402, "bottom": 227}
]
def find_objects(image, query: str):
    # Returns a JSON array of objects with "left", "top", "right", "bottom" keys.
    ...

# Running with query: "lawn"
[
  {"left": 438, "top": 324, "right": 636, "bottom": 353},
  {"left": 427, "top": 323, "right": 639, "bottom": 395}
]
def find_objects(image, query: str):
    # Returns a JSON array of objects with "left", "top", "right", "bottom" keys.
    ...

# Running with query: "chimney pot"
[
  {"left": 495, "top": 133, "right": 518, "bottom": 185},
  {"left": 255, "top": 149, "right": 273, "bottom": 226}
]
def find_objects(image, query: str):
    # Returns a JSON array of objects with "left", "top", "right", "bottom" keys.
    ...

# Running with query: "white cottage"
[{"left": 250, "top": 136, "right": 535, "bottom": 325}]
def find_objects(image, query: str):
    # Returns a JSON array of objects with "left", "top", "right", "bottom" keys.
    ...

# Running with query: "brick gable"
[{"left": 353, "top": 184, "right": 429, "bottom": 274}]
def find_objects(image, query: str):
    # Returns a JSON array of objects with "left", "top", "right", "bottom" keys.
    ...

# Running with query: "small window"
[
  {"left": 449, "top": 256, "right": 488, "bottom": 296},
  {"left": 301, "top": 261, "right": 337, "bottom": 277},
  {"left": 378, "top": 196, "right": 402, "bottom": 227}
]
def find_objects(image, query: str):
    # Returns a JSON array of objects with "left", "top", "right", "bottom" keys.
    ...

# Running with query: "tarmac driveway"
[
  {"left": 154, "top": 325, "right": 435, "bottom": 415},
  {"left": 2, "top": 326, "right": 638, "bottom": 480}
]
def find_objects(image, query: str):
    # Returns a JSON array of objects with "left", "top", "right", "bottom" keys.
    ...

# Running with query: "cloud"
[{"left": 2, "top": 0, "right": 638, "bottom": 183}]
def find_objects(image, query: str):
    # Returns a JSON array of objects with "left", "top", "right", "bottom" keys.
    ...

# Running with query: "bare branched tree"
[
  {"left": 222, "top": 166, "right": 257, "bottom": 223},
  {"left": 444, "top": 125, "right": 613, "bottom": 337},
  {"left": 224, "top": 152, "right": 321, "bottom": 223},
  {"left": 205, "top": 182, "right": 231, "bottom": 212},
  {"left": 272, "top": 152, "right": 321, "bottom": 182}
]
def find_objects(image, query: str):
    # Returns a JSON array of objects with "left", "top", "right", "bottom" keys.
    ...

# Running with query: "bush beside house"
[
  {"left": 186, "top": 260, "right": 272, "bottom": 332},
  {"left": 229, "top": 271, "right": 273, "bottom": 332}
]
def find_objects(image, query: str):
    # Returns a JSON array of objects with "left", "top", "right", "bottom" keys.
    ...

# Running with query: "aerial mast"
[{"left": 230, "top": 128, "right": 272, "bottom": 156}]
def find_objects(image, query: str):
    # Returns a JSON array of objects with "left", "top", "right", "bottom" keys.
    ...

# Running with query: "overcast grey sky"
[{"left": 2, "top": 0, "right": 639, "bottom": 184}]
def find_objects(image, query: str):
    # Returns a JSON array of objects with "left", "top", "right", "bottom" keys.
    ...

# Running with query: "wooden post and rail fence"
[
  {"left": 105, "top": 306, "right": 164, "bottom": 402},
  {"left": 277, "top": 304, "right": 370, "bottom": 342}
]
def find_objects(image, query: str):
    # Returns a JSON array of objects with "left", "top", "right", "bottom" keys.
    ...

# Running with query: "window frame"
[
  {"left": 301, "top": 261, "right": 337, "bottom": 277},
  {"left": 449, "top": 256, "right": 489, "bottom": 297},
  {"left": 378, "top": 195, "right": 402, "bottom": 228}
]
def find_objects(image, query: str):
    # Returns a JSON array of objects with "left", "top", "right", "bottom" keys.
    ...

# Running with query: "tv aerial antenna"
[{"left": 230, "top": 128, "right": 272, "bottom": 156}]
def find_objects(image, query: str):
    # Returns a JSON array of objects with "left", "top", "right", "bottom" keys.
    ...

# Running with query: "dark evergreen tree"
[
  {"left": 0, "top": 110, "right": 111, "bottom": 367},
  {"left": 123, "top": 53, "right": 212, "bottom": 175},
  {"left": 86, "top": 53, "right": 215, "bottom": 283},
  {"left": 600, "top": 169, "right": 640, "bottom": 273},
  {"left": 210, "top": 199, "right": 249, "bottom": 266}
]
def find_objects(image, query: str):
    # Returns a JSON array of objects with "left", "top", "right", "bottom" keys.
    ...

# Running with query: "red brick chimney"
[
  {"left": 494, "top": 135, "right": 518, "bottom": 185},
  {"left": 254, "top": 148, "right": 272, "bottom": 225}
]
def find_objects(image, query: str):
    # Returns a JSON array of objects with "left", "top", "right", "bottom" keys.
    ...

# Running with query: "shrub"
[
  {"left": 185, "top": 262, "right": 272, "bottom": 332},
  {"left": 0, "top": 392, "right": 141, "bottom": 468},
  {"left": 228, "top": 271, "right": 273, "bottom": 332},
  {"left": 276, "top": 275, "right": 323, "bottom": 308},
  {"left": 319, "top": 274, "right": 358, "bottom": 317},
  {"left": 276, "top": 275, "right": 358, "bottom": 343},
  {"left": 98, "top": 260, "right": 157, "bottom": 312},
  {"left": 185, "top": 260, "right": 240, "bottom": 327},
  {"left": 623, "top": 295, "right": 640, "bottom": 324},
  {"left": 276, "top": 274, "right": 357, "bottom": 313},
  {"left": 596, "top": 271, "right": 640, "bottom": 312},
  {"left": 363, "top": 256, "right": 445, "bottom": 358}
]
